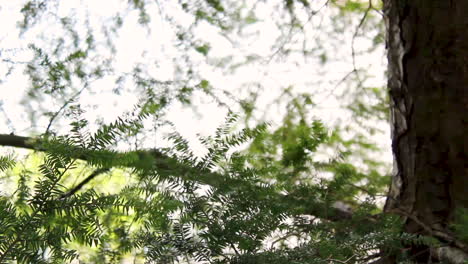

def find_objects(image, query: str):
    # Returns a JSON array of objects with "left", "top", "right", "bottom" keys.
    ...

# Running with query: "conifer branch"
[{"left": 0, "top": 133, "right": 358, "bottom": 222}]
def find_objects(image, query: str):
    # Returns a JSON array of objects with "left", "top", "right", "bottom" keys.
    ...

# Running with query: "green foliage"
[
  {"left": 19, "top": 1, "right": 48, "bottom": 31},
  {"left": 0, "top": 108, "right": 406, "bottom": 263},
  {"left": 0, "top": 106, "right": 152, "bottom": 263},
  {"left": 0, "top": 0, "right": 418, "bottom": 263},
  {"left": 452, "top": 208, "right": 468, "bottom": 243},
  {"left": 195, "top": 44, "right": 211, "bottom": 56},
  {"left": 0, "top": 154, "right": 16, "bottom": 172}
]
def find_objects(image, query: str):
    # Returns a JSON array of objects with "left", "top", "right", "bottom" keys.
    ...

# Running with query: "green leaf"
[
  {"left": 195, "top": 44, "right": 210, "bottom": 56},
  {"left": 199, "top": 79, "right": 210, "bottom": 89}
]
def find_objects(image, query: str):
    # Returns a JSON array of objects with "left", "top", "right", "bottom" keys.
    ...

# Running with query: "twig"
[
  {"left": 45, "top": 85, "right": 87, "bottom": 134},
  {"left": 389, "top": 208, "right": 468, "bottom": 253},
  {"left": 60, "top": 167, "right": 110, "bottom": 199},
  {"left": 265, "top": 0, "right": 329, "bottom": 64},
  {"left": 350, "top": 0, "right": 373, "bottom": 89},
  {"left": 326, "top": 254, "right": 355, "bottom": 263},
  {"left": 269, "top": 231, "right": 303, "bottom": 249}
]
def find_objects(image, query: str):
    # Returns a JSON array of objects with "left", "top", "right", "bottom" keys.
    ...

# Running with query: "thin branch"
[
  {"left": 0, "top": 103, "right": 15, "bottom": 133},
  {"left": 325, "top": 254, "right": 356, "bottom": 264},
  {"left": 45, "top": 85, "right": 87, "bottom": 134},
  {"left": 317, "top": 69, "right": 355, "bottom": 105},
  {"left": 60, "top": 167, "right": 110, "bottom": 199},
  {"left": 269, "top": 231, "right": 304, "bottom": 249},
  {"left": 229, "top": 241, "right": 241, "bottom": 257},
  {"left": 358, "top": 252, "right": 381, "bottom": 263},
  {"left": 350, "top": 0, "right": 373, "bottom": 89},
  {"left": 388, "top": 208, "right": 468, "bottom": 254},
  {"left": 265, "top": 0, "right": 329, "bottom": 64}
]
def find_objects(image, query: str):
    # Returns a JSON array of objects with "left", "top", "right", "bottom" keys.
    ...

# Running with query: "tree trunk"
[{"left": 384, "top": 0, "right": 468, "bottom": 262}]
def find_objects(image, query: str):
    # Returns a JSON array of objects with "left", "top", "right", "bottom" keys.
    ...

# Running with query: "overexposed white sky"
[{"left": 0, "top": 0, "right": 391, "bottom": 167}]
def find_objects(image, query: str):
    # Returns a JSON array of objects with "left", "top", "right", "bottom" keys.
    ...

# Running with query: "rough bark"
[{"left": 384, "top": 0, "right": 468, "bottom": 262}]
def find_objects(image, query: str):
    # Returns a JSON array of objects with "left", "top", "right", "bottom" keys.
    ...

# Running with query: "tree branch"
[
  {"left": 0, "top": 133, "right": 357, "bottom": 222},
  {"left": 0, "top": 134, "right": 38, "bottom": 149},
  {"left": 59, "top": 168, "right": 110, "bottom": 199}
]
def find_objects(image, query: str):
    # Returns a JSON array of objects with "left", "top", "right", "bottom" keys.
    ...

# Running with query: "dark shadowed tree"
[{"left": 384, "top": 0, "right": 468, "bottom": 262}]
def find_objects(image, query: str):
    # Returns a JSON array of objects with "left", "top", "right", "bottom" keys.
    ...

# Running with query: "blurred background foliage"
[{"left": 0, "top": 0, "right": 407, "bottom": 263}]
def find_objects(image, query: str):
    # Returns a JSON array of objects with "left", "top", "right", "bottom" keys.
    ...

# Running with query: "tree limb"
[
  {"left": 0, "top": 133, "right": 356, "bottom": 221},
  {"left": 0, "top": 134, "right": 38, "bottom": 149}
]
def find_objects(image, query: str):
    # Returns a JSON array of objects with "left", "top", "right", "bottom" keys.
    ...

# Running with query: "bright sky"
[{"left": 0, "top": 0, "right": 392, "bottom": 167}]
